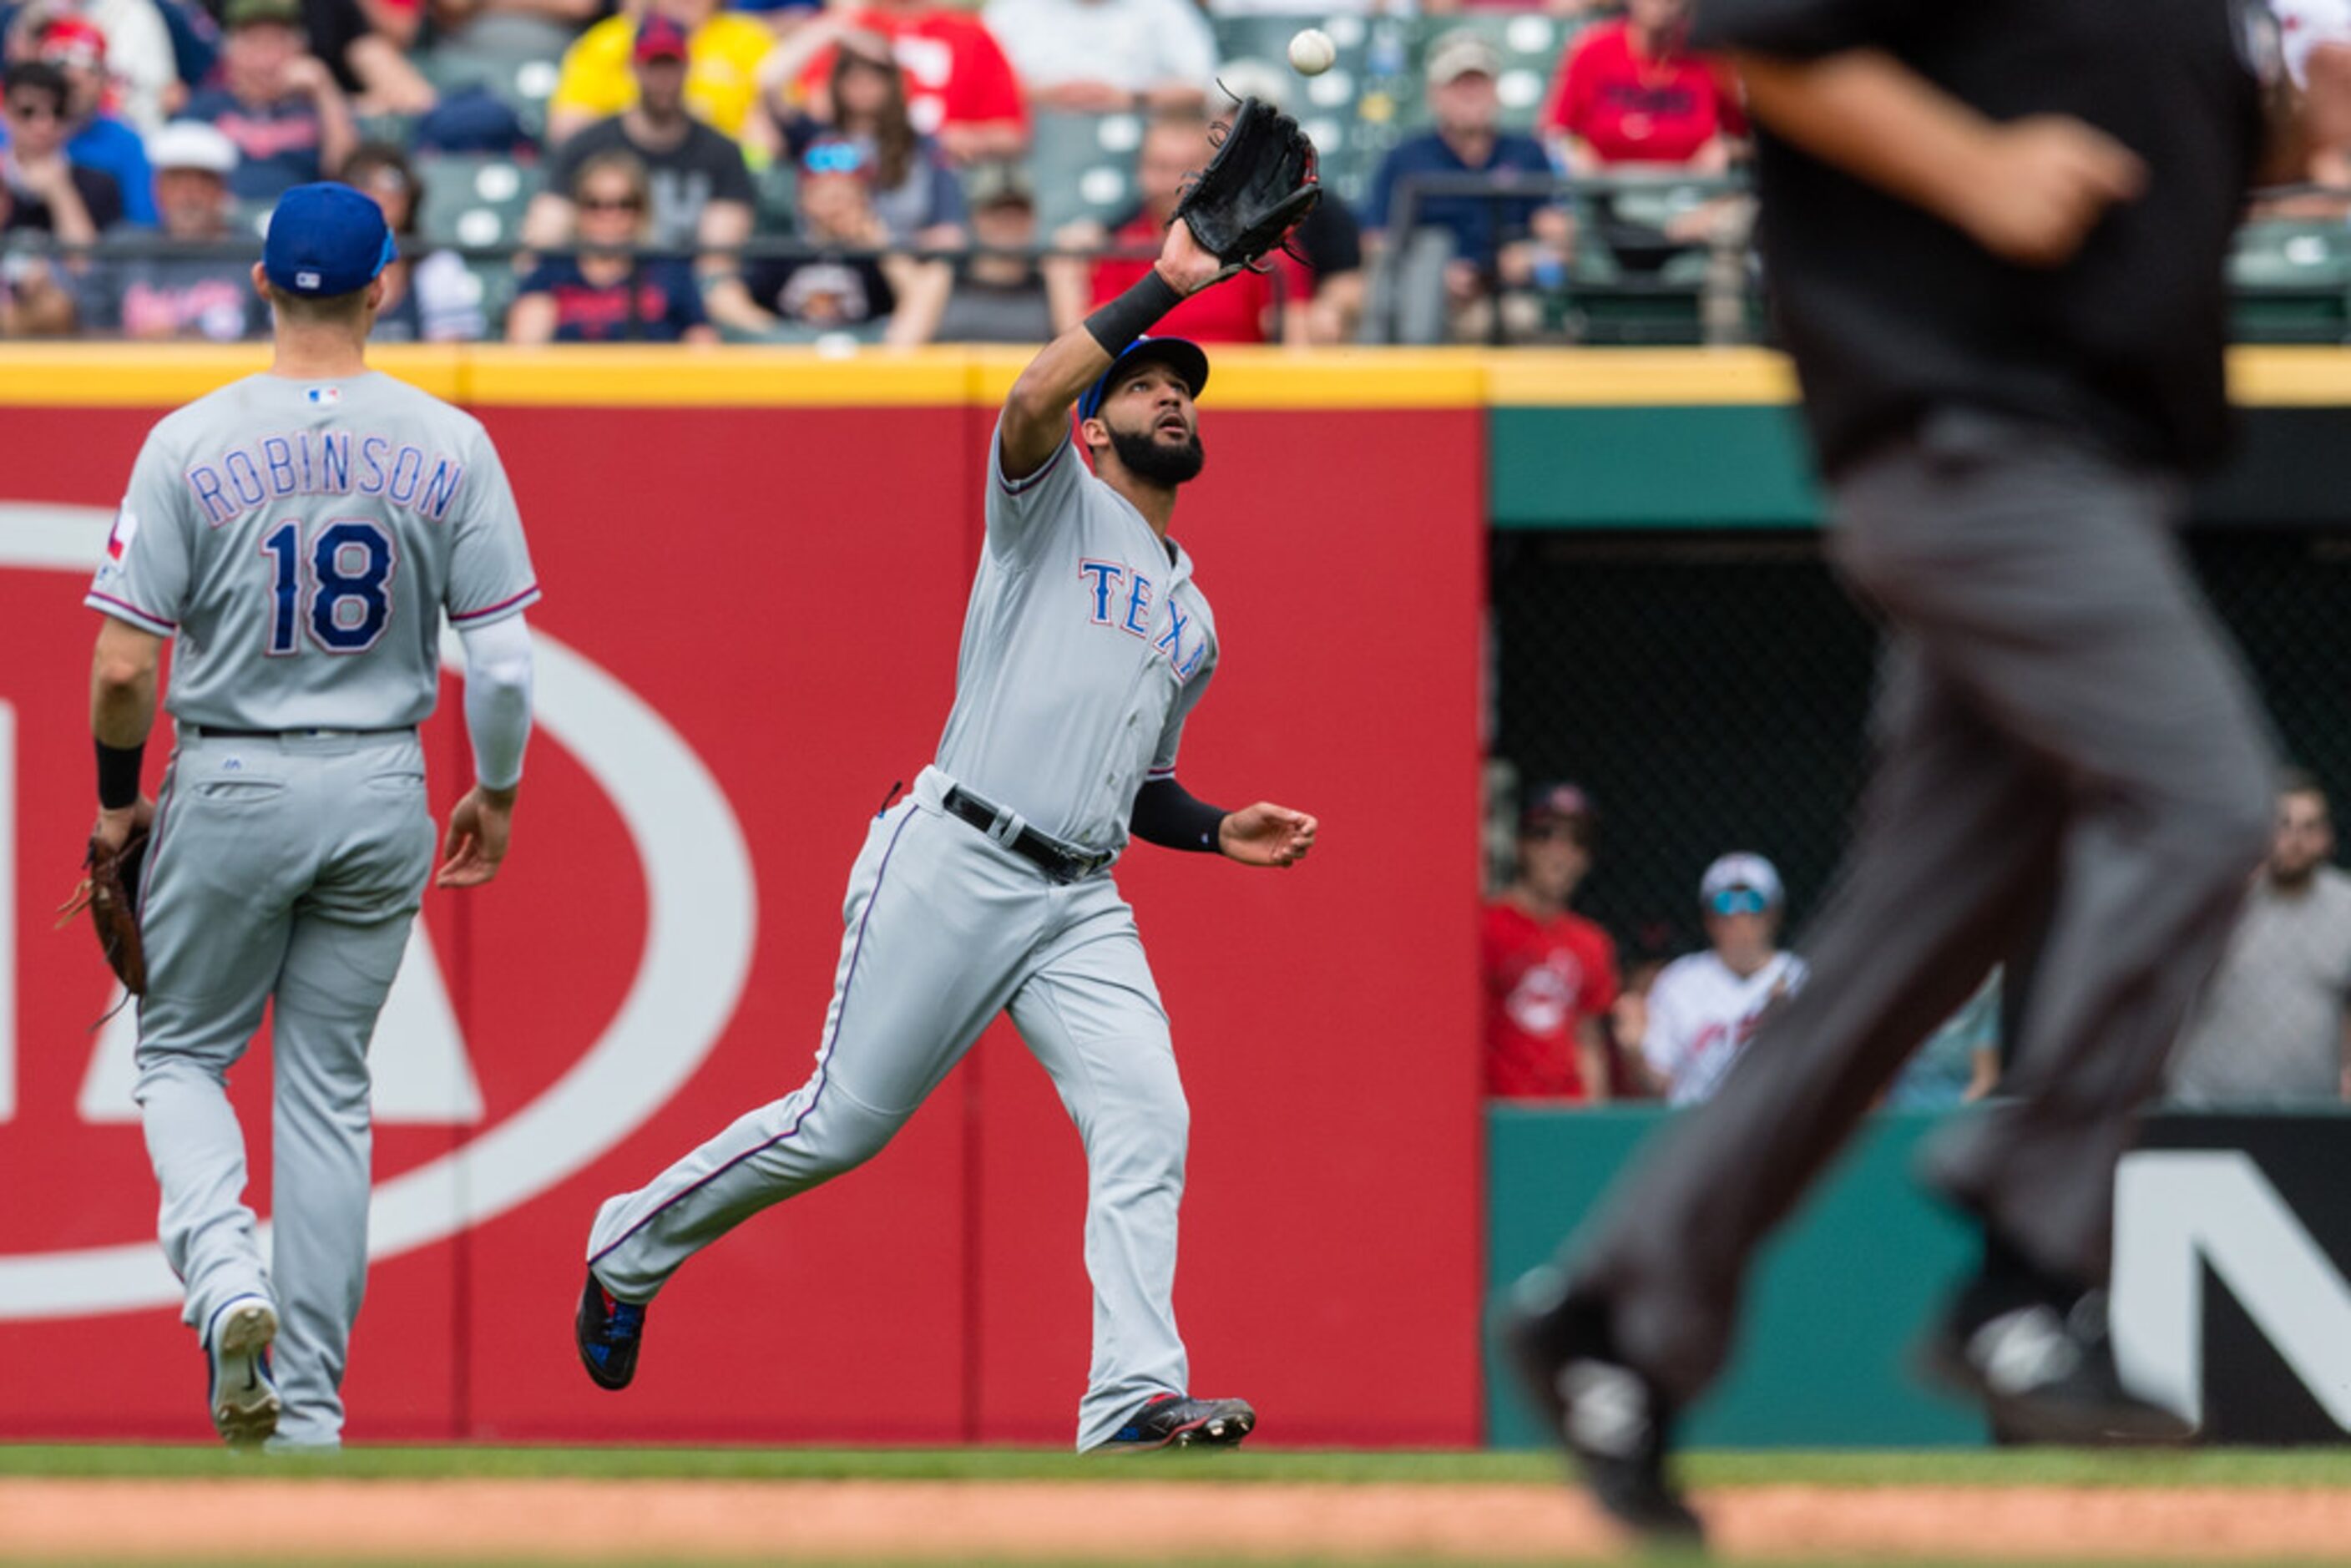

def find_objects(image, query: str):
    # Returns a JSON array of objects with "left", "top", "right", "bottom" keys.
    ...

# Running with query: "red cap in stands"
[{"left": 635, "top": 14, "right": 690, "bottom": 63}]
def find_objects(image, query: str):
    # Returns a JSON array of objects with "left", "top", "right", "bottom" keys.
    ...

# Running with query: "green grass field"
[{"left": 3, "top": 1443, "right": 2350, "bottom": 1486}]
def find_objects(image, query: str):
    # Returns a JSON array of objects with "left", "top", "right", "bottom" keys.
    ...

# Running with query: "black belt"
[
  {"left": 187, "top": 725, "right": 416, "bottom": 740},
  {"left": 942, "top": 786, "right": 1114, "bottom": 884}
]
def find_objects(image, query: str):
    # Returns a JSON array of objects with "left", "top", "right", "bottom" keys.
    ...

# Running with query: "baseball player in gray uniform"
[
  {"left": 84, "top": 185, "right": 540, "bottom": 1449},
  {"left": 577, "top": 218, "right": 1316, "bottom": 1452}
]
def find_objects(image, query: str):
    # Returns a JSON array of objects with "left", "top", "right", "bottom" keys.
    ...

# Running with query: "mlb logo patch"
[
  {"left": 306, "top": 386, "right": 341, "bottom": 406},
  {"left": 296, "top": 270, "right": 321, "bottom": 291}
]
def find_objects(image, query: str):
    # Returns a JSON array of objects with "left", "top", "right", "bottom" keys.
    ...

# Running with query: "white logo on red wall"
[{"left": 0, "top": 503, "right": 757, "bottom": 1319}]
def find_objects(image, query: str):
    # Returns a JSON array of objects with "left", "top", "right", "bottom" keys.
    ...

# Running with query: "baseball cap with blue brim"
[
  {"left": 1700, "top": 852, "right": 1784, "bottom": 913},
  {"left": 262, "top": 183, "right": 396, "bottom": 297},
  {"left": 1078, "top": 334, "right": 1210, "bottom": 421}
]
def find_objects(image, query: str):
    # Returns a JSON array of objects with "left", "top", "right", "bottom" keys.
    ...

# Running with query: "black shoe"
[
  {"left": 1096, "top": 1393, "right": 1256, "bottom": 1450},
  {"left": 1503, "top": 1279, "right": 1706, "bottom": 1546},
  {"left": 1919, "top": 1273, "right": 2194, "bottom": 1445},
  {"left": 574, "top": 1272, "right": 648, "bottom": 1392}
]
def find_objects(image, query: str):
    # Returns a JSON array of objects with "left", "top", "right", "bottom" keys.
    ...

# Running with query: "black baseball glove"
[
  {"left": 1174, "top": 97, "right": 1322, "bottom": 272},
  {"left": 60, "top": 826, "right": 151, "bottom": 999}
]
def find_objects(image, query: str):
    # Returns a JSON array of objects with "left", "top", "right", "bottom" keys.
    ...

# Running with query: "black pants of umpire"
[{"left": 1570, "top": 407, "right": 2277, "bottom": 1405}]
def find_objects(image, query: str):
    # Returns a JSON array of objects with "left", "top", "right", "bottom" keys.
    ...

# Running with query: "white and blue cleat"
[{"left": 205, "top": 1296, "right": 281, "bottom": 1449}]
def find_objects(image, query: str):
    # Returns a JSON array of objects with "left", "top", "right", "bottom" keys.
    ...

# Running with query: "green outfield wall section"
[
  {"left": 1485, "top": 1106, "right": 1986, "bottom": 1449},
  {"left": 1490, "top": 406, "right": 1823, "bottom": 529},
  {"left": 1488, "top": 404, "right": 2351, "bottom": 530}
]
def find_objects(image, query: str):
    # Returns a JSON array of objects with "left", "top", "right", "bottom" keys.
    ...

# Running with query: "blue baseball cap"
[
  {"left": 262, "top": 183, "right": 397, "bottom": 298},
  {"left": 1078, "top": 334, "right": 1210, "bottom": 421}
]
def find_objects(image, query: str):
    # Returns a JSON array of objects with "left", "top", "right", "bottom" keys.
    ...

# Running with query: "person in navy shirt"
[
  {"left": 179, "top": 0, "right": 356, "bottom": 202},
  {"left": 508, "top": 149, "right": 715, "bottom": 344},
  {"left": 1364, "top": 28, "right": 1569, "bottom": 341}
]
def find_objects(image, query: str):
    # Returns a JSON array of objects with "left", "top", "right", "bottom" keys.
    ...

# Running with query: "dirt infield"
[{"left": 5, "top": 1479, "right": 2351, "bottom": 1562}]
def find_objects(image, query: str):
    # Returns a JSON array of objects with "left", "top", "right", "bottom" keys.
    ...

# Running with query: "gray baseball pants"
[
  {"left": 1570, "top": 408, "right": 2275, "bottom": 1404},
  {"left": 135, "top": 728, "right": 433, "bottom": 1447},
  {"left": 587, "top": 766, "right": 1192, "bottom": 1452}
]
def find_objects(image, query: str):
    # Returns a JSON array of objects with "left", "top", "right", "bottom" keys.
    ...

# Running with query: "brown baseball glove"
[{"left": 59, "top": 827, "right": 151, "bottom": 998}]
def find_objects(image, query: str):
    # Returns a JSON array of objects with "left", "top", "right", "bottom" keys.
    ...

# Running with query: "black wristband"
[
  {"left": 96, "top": 739, "right": 144, "bottom": 811},
  {"left": 1083, "top": 269, "right": 1183, "bottom": 361},
  {"left": 1130, "top": 776, "right": 1228, "bottom": 853}
]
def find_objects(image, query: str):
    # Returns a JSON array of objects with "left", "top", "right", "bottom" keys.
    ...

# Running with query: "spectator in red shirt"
[
  {"left": 1540, "top": 0, "right": 1742, "bottom": 175},
  {"left": 1054, "top": 111, "right": 1304, "bottom": 344},
  {"left": 1482, "top": 781, "right": 1620, "bottom": 1103},
  {"left": 773, "top": 0, "right": 1025, "bottom": 164}
]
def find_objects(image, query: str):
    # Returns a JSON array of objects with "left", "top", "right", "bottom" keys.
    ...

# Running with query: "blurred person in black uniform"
[{"left": 1504, "top": 0, "right": 2345, "bottom": 1545}]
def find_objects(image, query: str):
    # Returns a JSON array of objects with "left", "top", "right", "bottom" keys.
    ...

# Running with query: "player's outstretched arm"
[
  {"left": 999, "top": 220, "right": 1227, "bottom": 481},
  {"left": 1217, "top": 802, "right": 1317, "bottom": 869}
]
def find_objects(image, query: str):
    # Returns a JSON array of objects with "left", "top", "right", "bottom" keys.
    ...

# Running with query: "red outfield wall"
[{"left": 0, "top": 353, "right": 1484, "bottom": 1445}]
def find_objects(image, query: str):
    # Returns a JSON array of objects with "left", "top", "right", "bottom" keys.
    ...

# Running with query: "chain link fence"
[{"left": 1489, "top": 528, "right": 2351, "bottom": 995}]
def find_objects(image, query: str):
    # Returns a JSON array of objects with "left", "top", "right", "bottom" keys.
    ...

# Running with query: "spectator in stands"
[
  {"left": 26, "top": 15, "right": 154, "bottom": 225},
  {"left": 274, "top": 0, "right": 436, "bottom": 115},
  {"left": 528, "top": 15, "right": 755, "bottom": 255},
  {"left": 981, "top": 0, "right": 1215, "bottom": 114},
  {"left": 1540, "top": 0, "right": 1741, "bottom": 175},
  {"left": 3, "top": 59, "right": 121, "bottom": 235},
  {"left": 927, "top": 156, "right": 1048, "bottom": 341},
  {"left": 508, "top": 146, "right": 717, "bottom": 341},
  {"left": 1363, "top": 28, "right": 1567, "bottom": 342},
  {"left": 0, "top": 175, "right": 78, "bottom": 329},
  {"left": 1216, "top": 55, "right": 1365, "bottom": 343},
  {"left": 1482, "top": 782, "right": 1620, "bottom": 1103},
  {"left": 2169, "top": 771, "right": 2351, "bottom": 1105},
  {"left": 1887, "top": 969, "right": 2003, "bottom": 1110},
  {"left": 1640, "top": 853, "right": 1807, "bottom": 1106},
  {"left": 75, "top": 118, "right": 258, "bottom": 337},
  {"left": 181, "top": 0, "right": 356, "bottom": 200},
  {"left": 341, "top": 140, "right": 483, "bottom": 340},
  {"left": 153, "top": 0, "right": 224, "bottom": 108},
  {"left": 544, "top": 0, "right": 775, "bottom": 147},
  {"left": 730, "top": 134, "right": 947, "bottom": 341},
  {"left": 771, "top": 0, "right": 1024, "bottom": 164},
  {"left": 1056, "top": 110, "right": 1302, "bottom": 343},
  {"left": 776, "top": 31, "right": 964, "bottom": 248},
  {"left": 1605, "top": 952, "right": 1668, "bottom": 1101},
  {"left": 4, "top": 0, "right": 176, "bottom": 131}
]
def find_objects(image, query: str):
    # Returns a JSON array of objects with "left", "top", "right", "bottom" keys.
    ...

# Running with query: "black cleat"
[
  {"left": 1919, "top": 1279, "right": 2194, "bottom": 1446},
  {"left": 1504, "top": 1278, "right": 1706, "bottom": 1547},
  {"left": 574, "top": 1272, "right": 648, "bottom": 1392},
  {"left": 1097, "top": 1393, "right": 1257, "bottom": 1451}
]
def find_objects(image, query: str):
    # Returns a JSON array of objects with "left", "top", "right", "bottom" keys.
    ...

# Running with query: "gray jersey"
[
  {"left": 86, "top": 371, "right": 539, "bottom": 731},
  {"left": 934, "top": 422, "right": 1219, "bottom": 852}
]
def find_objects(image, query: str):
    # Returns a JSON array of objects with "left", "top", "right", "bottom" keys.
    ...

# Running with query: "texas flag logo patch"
[
  {"left": 306, "top": 386, "right": 341, "bottom": 407},
  {"left": 104, "top": 504, "right": 138, "bottom": 561}
]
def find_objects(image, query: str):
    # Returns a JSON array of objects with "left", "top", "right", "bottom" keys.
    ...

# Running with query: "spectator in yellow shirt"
[{"left": 544, "top": 0, "right": 774, "bottom": 146}]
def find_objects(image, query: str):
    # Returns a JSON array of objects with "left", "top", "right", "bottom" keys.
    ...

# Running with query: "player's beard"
[{"left": 1110, "top": 423, "right": 1206, "bottom": 487}]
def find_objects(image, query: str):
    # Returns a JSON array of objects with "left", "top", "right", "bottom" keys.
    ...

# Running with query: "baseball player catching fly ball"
[
  {"left": 79, "top": 183, "right": 540, "bottom": 1449},
  {"left": 577, "top": 101, "right": 1321, "bottom": 1452}
]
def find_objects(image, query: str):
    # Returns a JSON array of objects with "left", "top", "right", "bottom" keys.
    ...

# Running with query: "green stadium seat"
[
  {"left": 2229, "top": 220, "right": 2351, "bottom": 344},
  {"left": 1029, "top": 110, "right": 1142, "bottom": 232},
  {"left": 414, "top": 154, "right": 543, "bottom": 250}
]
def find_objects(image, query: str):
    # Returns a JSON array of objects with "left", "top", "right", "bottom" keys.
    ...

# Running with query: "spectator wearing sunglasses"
[
  {"left": 2, "top": 59, "right": 123, "bottom": 240},
  {"left": 1639, "top": 852, "right": 1807, "bottom": 1106},
  {"left": 1482, "top": 781, "right": 1621, "bottom": 1105},
  {"left": 508, "top": 147, "right": 715, "bottom": 342},
  {"left": 728, "top": 134, "right": 946, "bottom": 341}
]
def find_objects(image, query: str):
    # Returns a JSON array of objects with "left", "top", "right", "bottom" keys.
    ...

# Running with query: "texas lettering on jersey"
[{"left": 1077, "top": 558, "right": 1208, "bottom": 678}]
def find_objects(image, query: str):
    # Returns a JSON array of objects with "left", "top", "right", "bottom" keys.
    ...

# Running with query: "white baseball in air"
[{"left": 1287, "top": 27, "right": 1337, "bottom": 76}]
